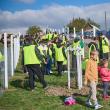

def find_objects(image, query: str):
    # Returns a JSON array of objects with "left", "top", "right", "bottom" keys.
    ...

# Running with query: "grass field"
[
  {"left": 0, "top": 47, "right": 110, "bottom": 110},
  {"left": 0, "top": 69, "right": 110, "bottom": 110}
]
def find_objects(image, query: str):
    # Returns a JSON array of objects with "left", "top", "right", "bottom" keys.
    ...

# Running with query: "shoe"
[
  {"left": 106, "top": 95, "right": 110, "bottom": 98},
  {"left": 95, "top": 104, "right": 103, "bottom": 110},
  {"left": 103, "top": 97, "right": 109, "bottom": 100},
  {"left": 64, "top": 71, "right": 67, "bottom": 73},
  {"left": 103, "top": 95, "right": 109, "bottom": 100},
  {"left": 30, "top": 89, "right": 34, "bottom": 92},
  {"left": 86, "top": 101, "right": 92, "bottom": 106},
  {"left": 43, "top": 86, "right": 49, "bottom": 90}
]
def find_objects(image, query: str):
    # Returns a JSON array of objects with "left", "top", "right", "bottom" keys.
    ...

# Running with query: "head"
[
  {"left": 24, "top": 35, "right": 33, "bottom": 44},
  {"left": 90, "top": 50, "right": 98, "bottom": 60},
  {"left": 100, "top": 59, "right": 108, "bottom": 68}
]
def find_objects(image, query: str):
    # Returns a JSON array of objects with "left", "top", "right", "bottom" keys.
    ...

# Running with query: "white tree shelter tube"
[
  {"left": 67, "top": 47, "right": 82, "bottom": 90},
  {"left": 4, "top": 33, "right": 8, "bottom": 89},
  {"left": 67, "top": 48, "right": 70, "bottom": 89}
]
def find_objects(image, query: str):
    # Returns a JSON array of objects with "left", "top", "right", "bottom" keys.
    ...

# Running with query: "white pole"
[
  {"left": 76, "top": 51, "right": 80, "bottom": 89},
  {"left": 11, "top": 35, "right": 14, "bottom": 76},
  {"left": 67, "top": 48, "right": 70, "bottom": 89},
  {"left": 81, "top": 28, "right": 85, "bottom": 59},
  {"left": 76, "top": 48, "right": 82, "bottom": 90},
  {"left": 62, "top": 28, "right": 65, "bottom": 33},
  {"left": 67, "top": 27, "right": 69, "bottom": 40},
  {"left": 79, "top": 53, "right": 82, "bottom": 89},
  {"left": 74, "top": 27, "right": 76, "bottom": 38},
  {"left": 93, "top": 26, "right": 96, "bottom": 37},
  {"left": 59, "top": 29, "right": 61, "bottom": 34},
  {"left": 81, "top": 29, "right": 84, "bottom": 39},
  {"left": 4, "top": 33, "right": 8, "bottom": 89}
]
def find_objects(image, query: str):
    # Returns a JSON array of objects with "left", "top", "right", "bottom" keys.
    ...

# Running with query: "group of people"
[
  {"left": 22, "top": 32, "right": 69, "bottom": 91},
  {"left": 21, "top": 31, "right": 86, "bottom": 91},
  {"left": 0, "top": 30, "right": 108, "bottom": 109},
  {"left": 21, "top": 30, "right": 110, "bottom": 109}
]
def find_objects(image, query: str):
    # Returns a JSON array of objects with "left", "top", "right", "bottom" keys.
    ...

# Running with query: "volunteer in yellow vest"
[
  {"left": 101, "top": 34, "right": 109, "bottom": 59},
  {"left": 62, "top": 46, "right": 67, "bottom": 73},
  {"left": 46, "top": 44, "right": 53, "bottom": 74},
  {"left": 41, "top": 34, "right": 48, "bottom": 40},
  {"left": 38, "top": 42, "right": 52, "bottom": 75},
  {"left": 52, "top": 32, "right": 58, "bottom": 40},
  {"left": 72, "top": 37, "right": 81, "bottom": 70},
  {"left": 47, "top": 32, "right": 53, "bottom": 41},
  {"left": 62, "top": 33, "right": 67, "bottom": 45},
  {"left": 54, "top": 40, "right": 67, "bottom": 76},
  {"left": 22, "top": 36, "right": 47, "bottom": 91}
]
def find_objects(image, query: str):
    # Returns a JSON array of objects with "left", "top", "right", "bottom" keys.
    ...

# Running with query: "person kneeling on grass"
[
  {"left": 98, "top": 59, "right": 110, "bottom": 100},
  {"left": 84, "top": 50, "right": 103, "bottom": 110}
]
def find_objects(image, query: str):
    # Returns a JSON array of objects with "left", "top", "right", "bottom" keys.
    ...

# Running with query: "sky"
[{"left": 0, "top": 0, "right": 110, "bottom": 33}]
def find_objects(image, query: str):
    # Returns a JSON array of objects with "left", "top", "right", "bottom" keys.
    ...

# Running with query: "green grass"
[
  {"left": 0, "top": 47, "right": 110, "bottom": 110},
  {"left": 0, "top": 71, "right": 110, "bottom": 110}
]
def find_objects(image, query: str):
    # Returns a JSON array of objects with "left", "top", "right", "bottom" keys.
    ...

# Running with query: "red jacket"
[{"left": 98, "top": 66, "right": 110, "bottom": 82}]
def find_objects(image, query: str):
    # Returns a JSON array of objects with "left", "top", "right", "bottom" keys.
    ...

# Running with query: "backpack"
[{"left": 64, "top": 96, "right": 76, "bottom": 106}]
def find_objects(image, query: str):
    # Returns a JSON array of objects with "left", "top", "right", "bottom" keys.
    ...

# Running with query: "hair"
[
  {"left": 25, "top": 35, "right": 34, "bottom": 42},
  {"left": 90, "top": 50, "right": 98, "bottom": 56},
  {"left": 99, "top": 59, "right": 108, "bottom": 67}
]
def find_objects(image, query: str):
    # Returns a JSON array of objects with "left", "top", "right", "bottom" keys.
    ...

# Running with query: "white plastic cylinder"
[
  {"left": 4, "top": 33, "right": 8, "bottom": 89},
  {"left": 67, "top": 48, "right": 70, "bottom": 89},
  {"left": 11, "top": 35, "right": 14, "bottom": 76}
]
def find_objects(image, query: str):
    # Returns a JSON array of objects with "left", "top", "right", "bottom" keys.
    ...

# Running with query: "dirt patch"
[{"left": 45, "top": 86, "right": 89, "bottom": 96}]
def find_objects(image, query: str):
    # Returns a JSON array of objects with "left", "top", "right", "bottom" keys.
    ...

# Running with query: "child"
[
  {"left": 84, "top": 50, "right": 103, "bottom": 110},
  {"left": 98, "top": 59, "right": 110, "bottom": 100}
]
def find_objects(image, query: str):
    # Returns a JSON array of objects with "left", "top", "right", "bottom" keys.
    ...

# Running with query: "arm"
[
  {"left": 100, "top": 68, "right": 110, "bottom": 77},
  {"left": 35, "top": 46, "right": 45, "bottom": 63},
  {"left": 22, "top": 48, "right": 24, "bottom": 66},
  {"left": 84, "top": 61, "right": 91, "bottom": 83},
  {"left": 62, "top": 47, "right": 67, "bottom": 59}
]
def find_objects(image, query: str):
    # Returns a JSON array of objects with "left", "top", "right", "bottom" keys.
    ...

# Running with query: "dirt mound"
[{"left": 45, "top": 86, "right": 89, "bottom": 96}]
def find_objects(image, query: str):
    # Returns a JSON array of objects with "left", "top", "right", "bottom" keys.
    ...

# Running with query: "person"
[
  {"left": 22, "top": 36, "right": 47, "bottom": 91},
  {"left": 98, "top": 59, "right": 110, "bottom": 100},
  {"left": 72, "top": 37, "right": 81, "bottom": 70},
  {"left": 98, "top": 33, "right": 109, "bottom": 59},
  {"left": 54, "top": 39, "right": 67, "bottom": 76},
  {"left": 46, "top": 44, "right": 53, "bottom": 74},
  {"left": 88, "top": 37, "right": 98, "bottom": 53},
  {"left": 84, "top": 50, "right": 103, "bottom": 110},
  {"left": 98, "top": 36, "right": 103, "bottom": 59},
  {"left": 88, "top": 37, "right": 99, "bottom": 63}
]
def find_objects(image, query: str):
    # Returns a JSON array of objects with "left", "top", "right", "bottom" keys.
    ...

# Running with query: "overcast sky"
[{"left": 0, "top": 0, "right": 110, "bottom": 33}]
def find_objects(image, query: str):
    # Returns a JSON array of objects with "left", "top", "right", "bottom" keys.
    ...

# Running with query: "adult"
[
  {"left": 98, "top": 32, "right": 109, "bottom": 59},
  {"left": 22, "top": 36, "right": 47, "bottom": 91}
]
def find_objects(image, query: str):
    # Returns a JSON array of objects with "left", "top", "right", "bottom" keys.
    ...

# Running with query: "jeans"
[
  {"left": 57, "top": 61, "right": 63, "bottom": 75},
  {"left": 103, "top": 81, "right": 109, "bottom": 96},
  {"left": 103, "top": 53, "right": 109, "bottom": 59},
  {"left": 26, "top": 64, "right": 47, "bottom": 90},
  {"left": 46, "top": 57, "right": 52, "bottom": 74}
]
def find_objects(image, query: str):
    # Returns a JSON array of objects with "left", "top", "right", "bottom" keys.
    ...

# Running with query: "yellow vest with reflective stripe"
[
  {"left": 23, "top": 45, "right": 40, "bottom": 65},
  {"left": 53, "top": 34, "right": 58, "bottom": 39},
  {"left": 55, "top": 46, "right": 64, "bottom": 61},
  {"left": 0, "top": 52, "right": 4, "bottom": 62},
  {"left": 48, "top": 33, "right": 53, "bottom": 40},
  {"left": 72, "top": 41, "right": 80, "bottom": 55},
  {"left": 102, "top": 38, "right": 109, "bottom": 53}
]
